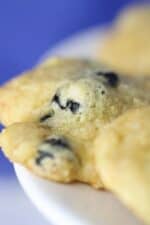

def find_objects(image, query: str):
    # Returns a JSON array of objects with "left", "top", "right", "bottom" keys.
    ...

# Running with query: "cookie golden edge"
[
  {"left": 0, "top": 122, "right": 103, "bottom": 188},
  {"left": 94, "top": 106, "right": 150, "bottom": 224}
]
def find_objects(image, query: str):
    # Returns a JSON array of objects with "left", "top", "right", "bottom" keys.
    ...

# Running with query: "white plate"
[{"left": 14, "top": 26, "right": 143, "bottom": 225}]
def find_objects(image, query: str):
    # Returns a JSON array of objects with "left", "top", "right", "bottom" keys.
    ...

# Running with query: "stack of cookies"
[{"left": 0, "top": 4, "right": 150, "bottom": 225}]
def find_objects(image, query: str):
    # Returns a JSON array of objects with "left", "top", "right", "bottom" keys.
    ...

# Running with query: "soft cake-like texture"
[
  {"left": 0, "top": 57, "right": 149, "bottom": 141},
  {"left": 95, "top": 107, "right": 150, "bottom": 224},
  {"left": 99, "top": 4, "right": 150, "bottom": 76},
  {"left": 0, "top": 57, "right": 149, "bottom": 188},
  {"left": 0, "top": 58, "right": 96, "bottom": 126},
  {"left": 0, "top": 122, "right": 102, "bottom": 188}
]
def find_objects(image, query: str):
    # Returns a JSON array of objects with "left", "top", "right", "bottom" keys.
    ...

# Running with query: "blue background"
[{"left": 0, "top": 0, "right": 145, "bottom": 176}]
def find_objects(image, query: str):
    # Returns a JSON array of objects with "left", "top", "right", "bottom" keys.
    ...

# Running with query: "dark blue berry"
[{"left": 96, "top": 71, "right": 119, "bottom": 87}]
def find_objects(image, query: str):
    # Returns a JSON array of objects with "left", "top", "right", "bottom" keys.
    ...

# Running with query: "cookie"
[
  {"left": 0, "top": 58, "right": 149, "bottom": 188},
  {"left": 99, "top": 4, "right": 150, "bottom": 76},
  {"left": 0, "top": 57, "right": 94, "bottom": 126},
  {"left": 94, "top": 107, "right": 150, "bottom": 223},
  {"left": 0, "top": 57, "right": 149, "bottom": 141},
  {"left": 0, "top": 122, "right": 102, "bottom": 188}
]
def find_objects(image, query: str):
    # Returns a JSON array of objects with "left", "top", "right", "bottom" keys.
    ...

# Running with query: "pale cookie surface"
[
  {"left": 0, "top": 122, "right": 102, "bottom": 188},
  {"left": 99, "top": 4, "right": 150, "bottom": 76},
  {"left": 0, "top": 58, "right": 149, "bottom": 188},
  {"left": 0, "top": 58, "right": 149, "bottom": 141},
  {"left": 95, "top": 107, "right": 150, "bottom": 224}
]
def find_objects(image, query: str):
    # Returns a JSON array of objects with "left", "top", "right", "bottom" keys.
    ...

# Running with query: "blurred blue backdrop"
[{"left": 0, "top": 0, "right": 145, "bottom": 176}]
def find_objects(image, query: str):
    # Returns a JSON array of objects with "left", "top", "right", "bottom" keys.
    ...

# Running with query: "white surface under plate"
[{"left": 14, "top": 26, "right": 144, "bottom": 225}]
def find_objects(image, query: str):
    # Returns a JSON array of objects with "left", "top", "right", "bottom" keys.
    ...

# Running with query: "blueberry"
[
  {"left": 52, "top": 94, "right": 65, "bottom": 110},
  {"left": 66, "top": 100, "right": 80, "bottom": 114},
  {"left": 52, "top": 94, "right": 62, "bottom": 108},
  {"left": 40, "top": 113, "right": 53, "bottom": 122},
  {"left": 52, "top": 94, "right": 80, "bottom": 114},
  {"left": 36, "top": 151, "right": 54, "bottom": 165},
  {"left": 96, "top": 71, "right": 119, "bottom": 87},
  {"left": 35, "top": 137, "right": 71, "bottom": 165},
  {"left": 45, "top": 137, "right": 70, "bottom": 149}
]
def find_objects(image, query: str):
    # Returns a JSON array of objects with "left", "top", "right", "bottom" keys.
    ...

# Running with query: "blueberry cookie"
[
  {"left": 94, "top": 107, "right": 150, "bottom": 223},
  {"left": 0, "top": 57, "right": 149, "bottom": 141},
  {"left": 0, "top": 122, "right": 102, "bottom": 187},
  {"left": 99, "top": 4, "right": 150, "bottom": 76},
  {"left": 0, "top": 58, "right": 149, "bottom": 188},
  {"left": 0, "top": 57, "right": 95, "bottom": 126}
]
